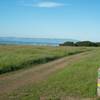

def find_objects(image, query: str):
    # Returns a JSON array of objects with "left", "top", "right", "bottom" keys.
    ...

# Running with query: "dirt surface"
[
  {"left": 0, "top": 51, "right": 92, "bottom": 98},
  {"left": 40, "top": 96, "right": 96, "bottom": 100}
]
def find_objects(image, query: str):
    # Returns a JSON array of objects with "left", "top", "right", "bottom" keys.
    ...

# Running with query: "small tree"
[{"left": 60, "top": 42, "right": 75, "bottom": 46}]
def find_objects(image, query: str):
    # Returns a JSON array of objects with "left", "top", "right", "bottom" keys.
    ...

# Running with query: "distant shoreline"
[{"left": 0, "top": 37, "right": 77, "bottom": 46}]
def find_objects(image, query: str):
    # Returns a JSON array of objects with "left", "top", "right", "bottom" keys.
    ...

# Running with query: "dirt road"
[{"left": 0, "top": 51, "right": 91, "bottom": 97}]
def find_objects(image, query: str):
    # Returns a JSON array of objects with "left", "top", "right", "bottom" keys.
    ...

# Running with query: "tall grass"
[
  {"left": 8, "top": 48, "right": 100, "bottom": 100},
  {"left": 0, "top": 45, "right": 89, "bottom": 74}
]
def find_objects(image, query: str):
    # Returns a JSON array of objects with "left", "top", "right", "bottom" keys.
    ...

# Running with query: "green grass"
[
  {"left": 0, "top": 45, "right": 89, "bottom": 74},
  {"left": 8, "top": 48, "right": 100, "bottom": 100}
]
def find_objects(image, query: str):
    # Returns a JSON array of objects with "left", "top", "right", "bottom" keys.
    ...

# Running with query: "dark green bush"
[{"left": 60, "top": 41, "right": 100, "bottom": 47}]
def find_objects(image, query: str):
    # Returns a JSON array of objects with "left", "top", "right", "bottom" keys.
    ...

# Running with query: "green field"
[
  {"left": 0, "top": 45, "right": 89, "bottom": 74},
  {"left": 0, "top": 45, "right": 99, "bottom": 100}
]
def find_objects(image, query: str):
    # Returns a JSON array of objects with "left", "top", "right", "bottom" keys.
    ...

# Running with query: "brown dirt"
[
  {"left": 0, "top": 51, "right": 92, "bottom": 99},
  {"left": 40, "top": 96, "right": 96, "bottom": 100}
]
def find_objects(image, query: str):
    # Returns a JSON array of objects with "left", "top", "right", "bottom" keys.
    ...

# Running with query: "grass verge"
[
  {"left": 6, "top": 48, "right": 100, "bottom": 100},
  {"left": 0, "top": 45, "right": 90, "bottom": 74}
]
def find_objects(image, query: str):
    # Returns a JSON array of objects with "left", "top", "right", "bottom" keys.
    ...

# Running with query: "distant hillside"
[{"left": 0, "top": 37, "right": 77, "bottom": 46}]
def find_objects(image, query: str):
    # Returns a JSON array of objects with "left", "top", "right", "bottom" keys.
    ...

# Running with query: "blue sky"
[{"left": 0, "top": 0, "right": 99, "bottom": 41}]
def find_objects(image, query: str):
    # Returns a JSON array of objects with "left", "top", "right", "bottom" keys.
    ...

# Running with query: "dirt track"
[{"left": 0, "top": 52, "right": 91, "bottom": 97}]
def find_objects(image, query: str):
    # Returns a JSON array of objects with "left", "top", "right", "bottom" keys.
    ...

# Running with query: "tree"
[
  {"left": 59, "top": 41, "right": 100, "bottom": 47},
  {"left": 60, "top": 42, "right": 75, "bottom": 46}
]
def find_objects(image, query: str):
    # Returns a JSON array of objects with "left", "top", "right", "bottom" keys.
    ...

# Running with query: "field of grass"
[
  {"left": 0, "top": 45, "right": 89, "bottom": 74},
  {"left": 5, "top": 47, "right": 100, "bottom": 100}
]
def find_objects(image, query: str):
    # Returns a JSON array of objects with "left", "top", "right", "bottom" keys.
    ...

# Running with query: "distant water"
[{"left": 0, "top": 37, "right": 77, "bottom": 46}]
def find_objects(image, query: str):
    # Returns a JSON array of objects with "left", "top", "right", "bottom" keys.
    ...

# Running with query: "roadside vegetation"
[
  {"left": 7, "top": 48, "right": 100, "bottom": 100},
  {"left": 0, "top": 45, "right": 89, "bottom": 74}
]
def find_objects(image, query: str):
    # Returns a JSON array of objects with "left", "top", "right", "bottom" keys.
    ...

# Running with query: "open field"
[
  {"left": 0, "top": 45, "right": 89, "bottom": 74},
  {"left": 0, "top": 45, "right": 99, "bottom": 100}
]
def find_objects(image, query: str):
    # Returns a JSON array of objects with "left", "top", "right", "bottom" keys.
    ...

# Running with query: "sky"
[{"left": 0, "top": 0, "right": 99, "bottom": 41}]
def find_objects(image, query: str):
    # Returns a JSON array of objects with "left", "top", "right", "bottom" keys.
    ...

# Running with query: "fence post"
[{"left": 97, "top": 68, "right": 100, "bottom": 97}]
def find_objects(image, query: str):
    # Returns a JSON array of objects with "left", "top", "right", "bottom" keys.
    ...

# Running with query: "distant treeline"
[{"left": 59, "top": 41, "right": 100, "bottom": 47}]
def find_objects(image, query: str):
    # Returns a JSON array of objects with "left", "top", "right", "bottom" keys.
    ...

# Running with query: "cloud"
[
  {"left": 32, "top": 2, "right": 65, "bottom": 8},
  {"left": 20, "top": 1, "right": 71, "bottom": 8}
]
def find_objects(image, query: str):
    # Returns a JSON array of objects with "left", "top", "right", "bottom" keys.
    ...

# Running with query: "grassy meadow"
[
  {"left": 0, "top": 45, "right": 89, "bottom": 74},
  {"left": 6, "top": 47, "right": 100, "bottom": 100},
  {"left": 32, "top": 49, "right": 98, "bottom": 99},
  {"left": 0, "top": 45, "right": 100, "bottom": 100}
]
